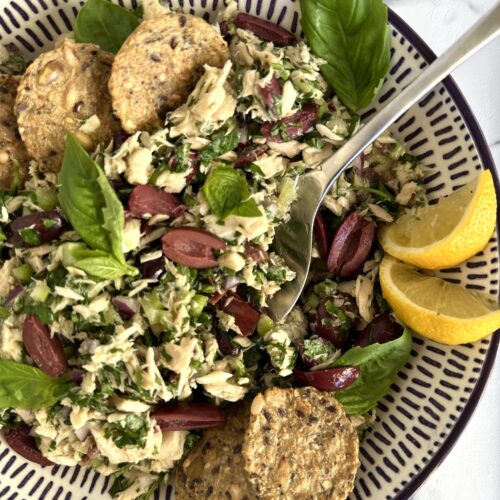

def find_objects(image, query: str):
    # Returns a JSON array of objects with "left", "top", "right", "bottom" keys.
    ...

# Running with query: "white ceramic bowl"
[{"left": 0, "top": 1, "right": 498, "bottom": 499}]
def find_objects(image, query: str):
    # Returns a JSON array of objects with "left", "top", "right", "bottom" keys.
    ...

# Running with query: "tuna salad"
[{"left": 0, "top": 0, "right": 424, "bottom": 498}]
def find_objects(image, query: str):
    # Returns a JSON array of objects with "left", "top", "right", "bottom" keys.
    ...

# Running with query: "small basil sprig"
[
  {"left": 201, "top": 164, "right": 262, "bottom": 220},
  {"left": 300, "top": 0, "right": 391, "bottom": 111},
  {"left": 58, "top": 133, "right": 138, "bottom": 279},
  {"left": 333, "top": 327, "right": 412, "bottom": 415},
  {"left": 0, "top": 360, "right": 74, "bottom": 409},
  {"left": 74, "top": 0, "right": 140, "bottom": 53}
]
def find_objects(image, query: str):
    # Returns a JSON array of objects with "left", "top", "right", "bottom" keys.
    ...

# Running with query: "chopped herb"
[
  {"left": 20, "top": 228, "right": 41, "bottom": 246},
  {"left": 302, "top": 336, "right": 338, "bottom": 364},
  {"left": 199, "top": 130, "right": 239, "bottom": 165},
  {"left": 324, "top": 300, "right": 350, "bottom": 332},
  {"left": 42, "top": 218, "right": 56, "bottom": 229},
  {"left": 105, "top": 414, "right": 149, "bottom": 449},
  {"left": 22, "top": 302, "right": 54, "bottom": 325},
  {"left": 351, "top": 184, "right": 395, "bottom": 202},
  {"left": 109, "top": 474, "right": 133, "bottom": 497}
]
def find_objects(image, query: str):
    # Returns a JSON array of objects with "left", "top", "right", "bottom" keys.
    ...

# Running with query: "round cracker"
[
  {"left": 242, "top": 387, "right": 359, "bottom": 500},
  {"left": 174, "top": 403, "right": 256, "bottom": 500},
  {"left": 15, "top": 40, "right": 118, "bottom": 172},
  {"left": 109, "top": 13, "right": 228, "bottom": 133},
  {"left": 0, "top": 75, "right": 29, "bottom": 190}
]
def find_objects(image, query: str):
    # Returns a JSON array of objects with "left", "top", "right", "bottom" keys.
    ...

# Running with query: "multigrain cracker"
[
  {"left": 0, "top": 75, "right": 28, "bottom": 190},
  {"left": 109, "top": 13, "right": 228, "bottom": 133},
  {"left": 242, "top": 387, "right": 359, "bottom": 500},
  {"left": 174, "top": 403, "right": 256, "bottom": 500},
  {"left": 15, "top": 40, "right": 117, "bottom": 172}
]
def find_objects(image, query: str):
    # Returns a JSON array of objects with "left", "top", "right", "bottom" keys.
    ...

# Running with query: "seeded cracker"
[
  {"left": 0, "top": 75, "right": 28, "bottom": 190},
  {"left": 174, "top": 403, "right": 256, "bottom": 500},
  {"left": 242, "top": 387, "right": 360, "bottom": 499},
  {"left": 15, "top": 40, "right": 118, "bottom": 172},
  {"left": 109, "top": 13, "right": 228, "bottom": 133}
]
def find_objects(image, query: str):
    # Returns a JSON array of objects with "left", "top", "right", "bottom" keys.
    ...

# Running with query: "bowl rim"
[{"left": 387, "top": 8, "right": 500, "bottom": 500}]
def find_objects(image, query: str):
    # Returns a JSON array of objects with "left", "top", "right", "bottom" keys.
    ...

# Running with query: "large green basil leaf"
[
  {"left": 300, "top": 0, "right": 391, "bottom": 111},
  {"left": 61, "top": 244, "right": 136, "bottom": 280},
  {"left": 333, "top": 328, "right": 412, "bottom": 415},
  {"left": 201, "top": 164, "right": 262, "bottom": 220},
  {"left": 74, "top": 0, "right": 140, "bottom": 54},
  {"left": 59, "top": 134, "right": 119, "bottom": 255},
  {"left": 0, "top": 360, "right": 74, "bottom": 409}
]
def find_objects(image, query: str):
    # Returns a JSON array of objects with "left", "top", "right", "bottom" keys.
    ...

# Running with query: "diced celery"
[
  {"left": 257, "top": 314, "right": 275, "bottom": 337},
  {"left": 390, "top": 143, "right": 405, "bottom": 160},
  {"left": 191, "top": 294, "right": 208, "bottom": 316},
  {"left": 12, "top": 264, "right": 33, "bottom": 284},
  {"left": 30, "top": 282, "right": 51, "bottom": 303},
  {"left": 35, "top": 188, "right": 58, "bottom": 210}
]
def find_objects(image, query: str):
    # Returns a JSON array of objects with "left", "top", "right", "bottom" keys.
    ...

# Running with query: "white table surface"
[{"left": 385, "top": 1, "right": 500, "bottom": 499}]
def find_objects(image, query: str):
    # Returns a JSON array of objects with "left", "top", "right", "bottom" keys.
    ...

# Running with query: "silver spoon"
[{"left": 268, "top": 3, "right": 500, "bottom": 321}]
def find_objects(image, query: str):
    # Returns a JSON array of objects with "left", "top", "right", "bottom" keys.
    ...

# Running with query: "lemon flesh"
[
  {"left": 379, "top": 170, "right": 496, "bottom": 269},
  {"left": 380, "top": 256, "right": 500, "bottom": 345}
]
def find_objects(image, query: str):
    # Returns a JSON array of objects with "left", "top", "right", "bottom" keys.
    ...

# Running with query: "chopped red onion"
[
  {"left": 74, "top": 425, "right": 90, "bottom": 442},
  {"left": 4, "top": 285, "right": 25, "bottom": 307},
  {"left": 112, "top": 296, "right": 139, "bottom": 317},
  {"left": 223, "top": 276, "right": 241, "bottom": 290}
]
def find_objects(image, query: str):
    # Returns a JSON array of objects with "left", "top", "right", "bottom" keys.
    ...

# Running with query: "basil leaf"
[
  {"left": 74, "top": 0, "right": 140, "bottom": 54},
  {"left": 229, "top": 198, "right": 262, "bottom": 218},
  {"left": 0, "top": 360, "right": 74, "bottom": 409},
  {"left": 201, "top": 165, "right": 262, "bottom": 220},
  {"left": 70, "top": 248, "right": 136, "bottom": 280},
  {"left": 59, "top": 133, "right": 136, "bottom": 276},
  {"left": 300, "top": 0, "right": 391, "bottom": 111},
  {"left": 200, "top": 130, "right": 240, "bottom": 166},
  {"left": 333, "top": 328, "right": 412, "bottom": 415}
]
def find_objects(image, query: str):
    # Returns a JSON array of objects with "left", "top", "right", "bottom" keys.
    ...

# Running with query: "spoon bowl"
[{"left": 268, "top": 2, "right": 500, "bottom": 321}]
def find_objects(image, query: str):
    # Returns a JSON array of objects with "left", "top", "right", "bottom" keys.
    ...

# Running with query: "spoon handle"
[{"left": 317, "top": 2, "right": 500, "bottom": 198}]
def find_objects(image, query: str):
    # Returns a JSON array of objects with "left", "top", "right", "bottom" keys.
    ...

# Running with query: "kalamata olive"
[
  {"left": 139, "top": 256, "right": 165, "bottom": 279},
  {"left": 261, "top": 104, "right": 318, "bottom": 143},
  {"left": 112, "top": 296, "right": 139, "bottom": 317},
  {"left": 298, "top": 336, "right": 335, "bottom": 367},
  {"left": 161, "top": 227, "right": 226, "bottom": 269},
  {"left": 313, "top": 212, "right": 329, "bottom": 260},
  {"left": 22, "top": 315, "right": 67, "bottom": 377},
  {"left": 219, "top": 294, "right": 260, "bottom": 337},
  {"left": 8, "top": 210, "right": 65, "bottom": 248},
  {"left": 209, "top": 291, "right": 224, "bottom": 305},
  {"left": 235, "top": 144, "right": 268, "bottom": 167},
  {"left": 234, "top": 13, "right": 297, "bottom": 46},
  {"left": 244, "top": 243, "right": 268, "bottom": 263},
  {"left": 315, "top": 298, "right": 350, "bottom": 348},
  {"left": 219, "top": 20, "right": 230, "bottom": 39},
  {"left": 355, "top": 313, "right": 404, "bottom": 347},
  {"left": 4, "top": 425, "right": 53, "bottom": 466},
  {"left": 293, "top": 366, "right": 360, "bottom": 391},
  {"left": 327, "top": 212, "right": 375, "bottom": 277},
  {"left": 128, "top": 185, "right": 185, "bottom": 219},
  {"left": 260, "top": 75, "right": 282, "bottom": 110},
  {"left": 216, "top": 330, "right": 240, "bottom": 356},
  {"left": 71, "top": 369, "right": 84, "bottom": 384},
  {"left": 152, "top": 402, "right": 226, "bottom": 430}
]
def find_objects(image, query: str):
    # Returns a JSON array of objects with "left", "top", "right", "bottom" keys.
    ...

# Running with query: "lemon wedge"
[
  {"left": 379, "top": 255, "right": 500, "bottom": 345},
  {"left": 378, "top": 170, "right": 496, "bottom": 269}
]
